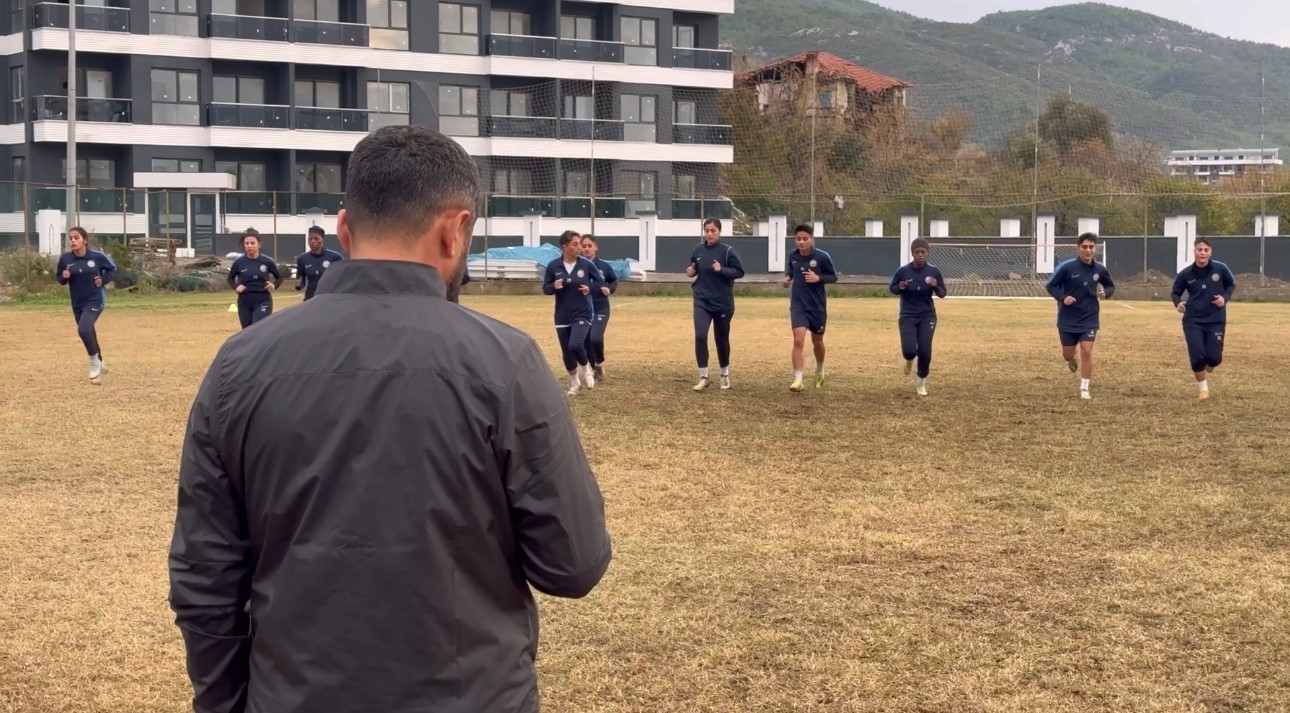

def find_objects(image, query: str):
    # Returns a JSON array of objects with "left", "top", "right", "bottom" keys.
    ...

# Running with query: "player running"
[
  {"left": 228, "top": 228, "right": 283, "bottom": 329},
  {"left": 55, "top": 226, "right": 116, "bottom": 384},
  {"left": 1045, "top": 232, "right": 1115, "bottom": 400},
  {"left": 295, "top": 226, "right": 343, "bottom": 300},
  {"left": 687, "top": 218, "right": 744, "bottom": 391},
  {"left": 782, "top": 224, "right": 837, "bottom": 392},
  {"left": 888, "top": 237, "right": 946, "bottom": 396},
  {"left": 1171, "top": 238, "right": 1235, "bottom": 400},
  {"left": 542, "top": 230, "right": 602, "bottom": 395},
  {"left": 579, "top": 234, "right": 618, "bottom": 383}
]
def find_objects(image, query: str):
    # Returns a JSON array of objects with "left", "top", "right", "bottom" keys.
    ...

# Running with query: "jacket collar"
[{"left": 317, "top": 259, "right": 448, "bottom": 299}]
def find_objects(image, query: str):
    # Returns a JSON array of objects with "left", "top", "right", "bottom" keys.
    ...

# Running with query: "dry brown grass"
[{"left": 2, "top": 292, "right": 1289, "bottom": 713}]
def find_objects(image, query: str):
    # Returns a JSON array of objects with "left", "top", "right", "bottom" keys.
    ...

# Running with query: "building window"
[
  {"left": 621, "top": 17, "right": 657, "bottom": 66},
  {"left": 675, "top": 100, "right": 697, "bottom": 125},
  {"left": 673, "top": 24, "right": 696, "bottom": 48},
  {"left": 294, "top": 0, "right": 339, "bottom": 22},
  {"left": 216, "top": 161, "right": 268, "bottom": 192},
  {"left": 676, "top": 174, "right": 698, "bottom": 198},
  {"left": 621, "top": 94, "right": 656, "bottom": 142},
  {"left": 149, "top": 0, "right": 200, "bottom": 36},
  {"left": 12, "top": 156, "right": 25, "bottom": 181},
  {"left": 367, "top": 81, "right": 410, "bottom": 130},
  {"left": 560, "top": 15, "right": 593, "bottom": 39},
  {"left": 565, "top": 170, "right": 590, "bottom": 196},
  {"left": 489, "top": 90, "right": 530, "bottom": 117},
  {"left": 490, "top": 9, "right": 529, "bottom": 35},
  {"left": 296, "top": 163, "right": 343, "bottom": 193},
  {"left": 494, "top": 168, "right": 532, "bottom": 195},
  {"left": 152, "top": 158, "right": 202, "bottom": 173},
  {"left": 563, "top": 95, "right": 592, "bottom": 120},
  {"left": 439, "top": 3, "right": 479, "bottom": 55},
  {"left": 438, "top": 85, "right": 479, "bottom": 136},
  {"left": 214, "top": 76, "right": 266, "bottom": 105},
  {"left": 213, "top": 0, "right": 267, "bottom": 13},
  {"left": 368, "top": 0, "right": 408, "bottom": 50},
  {"left": 151, "top": 69, "right": 200, "bottom": 126},
  {"left": 62, "top": 158, "right": 116, "bottom": 188},
  {"left": 296, "top": 79, "right": 341, "bottom": 108},
  {"left": 9, "top": 66, "right": 23, "bottom": 124},
  {"left": 619, "top": 170, "right": 656, "bottom": 216}
]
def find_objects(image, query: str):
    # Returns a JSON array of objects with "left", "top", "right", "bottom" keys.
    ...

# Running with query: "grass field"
[{"left": 2, "top": 292, "right": 1289, "bottom": 713}]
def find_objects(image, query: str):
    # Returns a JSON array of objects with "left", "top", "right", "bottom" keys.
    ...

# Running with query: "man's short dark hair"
[
  {"left": 794, "top": 224, "right": 814, "bottom": 236},
  {"left": 344, "top": 125, "right": 480, "bottom": 243},
  {"left": 308, "top": 225, "right": 325, "bottom": 238},
  {"left": 1077, "top": 232, "right": 1098, "bottom": 245}
]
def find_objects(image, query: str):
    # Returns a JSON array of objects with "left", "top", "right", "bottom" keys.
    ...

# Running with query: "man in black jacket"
[{"left": 168, "top": 125, "right": 613, "bottom": 713}]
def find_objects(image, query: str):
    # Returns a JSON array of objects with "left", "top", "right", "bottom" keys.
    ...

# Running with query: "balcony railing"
[
  {"left": 294, "top": 18, "right": 368, "bottom": 46},
  {"left": 31, "top": 2, "right": 130, "bottom": 32},
  {"left": 295, "top": 106, "right": 369, "bottom": 132},
  {"left": 208, "top": 103, "right": 290, "bottom": 129},
  {"left": 672, "top": 197, "right": 733, "bottom": 220},
  {"left": 673, "top": 123, "right": 733, "bottom": 145},
  {"left": 223, "top": 192, "right": 275, "bottom": 214},
  {"left": 33, "top": 96, "right": 132, "bottom": 123},
  {"left": 208, "top": 13, "right": 290, "bottom": 41},
  {"left": 487, "top": 195, "right": 557, "bottom": 218},
  {"left": 558, "top": 118, "right": 624, "bottom": 141},
  {"left": 558, "top": 38, "right": 624, "bottom": 63},
  {"left": 32, "top": 186, "right": 143, "bottom": 214},
  {"left": 672, "top": 47, "right": 732, "bottom": 71},
  {"left": 561, "top": 196, "right": 627, "bottom": 219},
  {"left": 296, "top": 192, "right": 345, "bottom": 213},
  {"left": 488, "top": 33, "right": 557, "bottom": 59},
  {"left": 486, "top": 115, "right": 558, "bottom": 139}
]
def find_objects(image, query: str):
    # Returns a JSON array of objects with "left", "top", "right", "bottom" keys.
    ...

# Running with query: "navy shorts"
[
  {"left": 1059, "top": 328, "right": 1097, "bottom": 347},
  {"left": 791, "top": 309, "right": 827, "bottom": 335}
]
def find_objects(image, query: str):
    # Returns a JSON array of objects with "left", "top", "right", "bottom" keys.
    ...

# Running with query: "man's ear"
[
  {"left": 337, "top": 209, "right": 353, "bottom": 255},
  {"left": 443, "top": 209, "right": 474, "bottom": 259}
]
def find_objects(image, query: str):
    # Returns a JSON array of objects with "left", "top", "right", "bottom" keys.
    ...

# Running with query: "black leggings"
[
  {"left": 556, "top": 321, "right": 592, "bottom": 372},
  {"left": 238, "top": 292, "right": 273, "bottom": 329},
  {"left": 694, "top": 306, "right": 733, "bottom": 369},
  {"left": 1183, "top": 323, "right": 1225, "bottom": 373},
  {"left": 585, "top": 312, "right": 610, "bottom": 365},
  {"left": 72, "top": 304, "right": 102, "bottom": 357},
  {"left": 899, "top": 314, "right": 937, "bottom": 379}
]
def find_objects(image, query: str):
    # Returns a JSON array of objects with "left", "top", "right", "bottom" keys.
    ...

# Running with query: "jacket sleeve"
[
  {"left": 818, "top": 253, "right": 838, "bottom": 284},
  {"left": 1171, "top": 269, "right": 1188, "bottom": 306},
  {"left": 98, "top": 251, "right": 118, "bottom": 284},
  {"left": 541, "top": 262, "right": 557, "bottom": 295},
  {"left": 1099, "top": 265, "right": 1115, "bottom": 299},
  {"left": 720, "top": 247, "right": 745, "bottom": 281},
  {"left": 604, "top": 263, "right": 618, "bottom": 294},
  {"left": 226, "top": 260, "right": 239, "bottom": 290},
  {"left": 1045, "top": 264, "right": 1065, "bottom": 301},
  {"left": 168, "top": 360, "right": 253, "bottom": 713},
  {"left": 1221, "top": 264, "right": 1236, "bottom": 301},
  {"left": 933, "top": 267, "right": 947, "bottom": 298},
  {"left": 267, "top": 259, "right": 283, "bottom": 289},
  {"left": 56, "top": 255, "right": 70, "bottom": 284},
  {"left": 295, "top": 256, "right": 306, "bottom": 290},
  {"left": 888, "top": 267, "right": 904, "bottom": 295},
  {"left": 501, "top": 340, "right": 612, "bottom": 598}
]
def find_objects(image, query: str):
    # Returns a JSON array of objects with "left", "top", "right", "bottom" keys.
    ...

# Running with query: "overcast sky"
[{"left": 872, "top": 1, "right": 1290, "bottom": 48}]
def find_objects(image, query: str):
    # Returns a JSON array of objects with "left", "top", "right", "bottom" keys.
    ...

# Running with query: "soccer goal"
[{"left": 928, "top": 241, "right": 1107, "bottom": 299}]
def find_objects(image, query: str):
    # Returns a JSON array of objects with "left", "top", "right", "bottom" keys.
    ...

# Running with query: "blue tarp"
[{"left": 467, "top": 243, "right": 636, "bottom": 280}]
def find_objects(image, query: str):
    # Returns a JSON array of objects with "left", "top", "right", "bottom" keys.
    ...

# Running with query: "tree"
[{"left": 1038, "top": 94, "right": 1115, "bottom": 157}]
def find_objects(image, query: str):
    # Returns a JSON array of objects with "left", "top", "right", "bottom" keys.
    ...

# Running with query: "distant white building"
[{"left": 1167, "top": 148, "right": 1282, "bottom": 184}]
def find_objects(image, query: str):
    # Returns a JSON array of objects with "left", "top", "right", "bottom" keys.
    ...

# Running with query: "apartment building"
[
  {"left": 1167, "top": 147, "right": 1282, "bottom": 185},
  {"left": 0, "top": 0, "right": 735, "bottom": 252}
]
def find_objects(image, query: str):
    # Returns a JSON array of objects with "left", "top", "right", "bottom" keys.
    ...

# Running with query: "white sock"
[
  {"left": 720, "top": 366, "right": 729, "bottom": 377},
  {"left": 1198, "top": 380, "right": 1209, "bottom": 392},
  {"left": 569, "top": 372, "right": 580, "bottom": 386},
  {"left": 699, "top": 367, "right": 709, "bottom": 379},
  {"left": 917, "top": 377, "right": 927, "bottom": 387},
  {"left": 1080, "top": 378, "right": 1090, "bottom": 391},
  {"left": 815, "top": 362, "right": 824, "bottom": 374},
  {"left": 794, "top": 371, "right": 803, "bottom": 381}
]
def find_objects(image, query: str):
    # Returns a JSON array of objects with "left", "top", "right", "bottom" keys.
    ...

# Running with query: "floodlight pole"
[{"left": 66, "top": 0, "right": 78, "bottom": 245}]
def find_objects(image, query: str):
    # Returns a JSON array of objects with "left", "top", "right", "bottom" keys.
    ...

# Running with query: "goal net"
[{"left": 928, "top": 241, "right": 1106, "bottom": 298}]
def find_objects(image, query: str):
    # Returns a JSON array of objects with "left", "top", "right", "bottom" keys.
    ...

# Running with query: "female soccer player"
[
  {"left": 687, "top": 217, "right": 744, "bottom": 391},
  {"left": 1171, "top": 238, "right": 1236, "bottom": 400},
  {"left": 580, "top": 234, "right": 618, "bottom": 382},
  {"left": 783, "top": 223, "right": 837, "bottom": 392},
  {"left": 1045, "top": 232, "right": 1115, "bottom": 400},
  {"left": 55, "top": 226, "right": 116, "bottom": 383},
  {"left": 228, "top": 228, "right": 282, "bottom": 329},
  {"left": 889, "top": 237, "right": 946, "bottom": 396},
  {"left": 542, "top": 230, "right": 602, "bottom": 395}
]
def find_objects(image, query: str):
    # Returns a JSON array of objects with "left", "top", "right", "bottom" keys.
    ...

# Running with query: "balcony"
[
  {"left": 558, "top": 38, "right": 624, "bottom": 63},
  {"left": 31, "top": 2, "right": 130, "bottom": 32},
  {"left": 673, "top": 123, "right": 732, "bottom": 145},
  {"left": 223, "top": 192, "right": 275, "bottom": 214},
  {"left": 208, "top": 103, "right": 290, "bottom": 129},
  {"left": 560, "top": 196, "right": 627, "bottom": 219},
  {"left": 558, "top": 118, "right": 624, "bottom": 141},
  {"left": 672, "top": 47, "right": 732, "bottom": 71},
  {"left": 487, "top": 195, "right": 556, "bottom": 218},
  {"left": 208, "top": 13, "right": 290, "bottom": 42},
  {"left": 295, "top": 106, "right": 369, "bottom": 132},
  {"left": 32, "top": 186, "right": 142, "bottom": 214},
  {"left": 294, "top": 19, "right": 368, "bottom": 46},
  {"left": 486, "top": 115, "right": 558, "bottom": 139},
  {"left": 33, "top": 96, "right": 132, "bottom": 123},
  {"left": 297, "top": 193, "right": 345, "bottom": 213},
  {"left": 487, "top": 34, "right": 557, "bottom": 59},
  {"left": 673, "top": 197, "right": 733, "bottom": 220}
]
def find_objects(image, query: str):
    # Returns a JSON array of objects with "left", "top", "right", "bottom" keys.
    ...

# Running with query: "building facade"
[
  {"left": 1167, "top": 148, "right": 1283, "bottom": 185},
  {"left": 0, "top": 0, "right": 734, "bottom": 253}
]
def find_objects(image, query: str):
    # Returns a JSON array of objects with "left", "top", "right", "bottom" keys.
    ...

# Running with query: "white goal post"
[{"left": 926, "top": 240, "right": 1108, "bottom": 299}]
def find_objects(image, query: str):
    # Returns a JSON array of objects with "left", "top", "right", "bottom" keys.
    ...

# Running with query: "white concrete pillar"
[
  {"left": 1000, "top": 217, "right": 1022, "bottom": 238},
  {"left": 929, "top": 218, "right": 949, "bottom": 238},
  {"left": 1077, "top": 216, "right": 1101, "bottom": 237},
  {"left": 864, "top": 218, "right": 883, "bottom": 238},
  {"left": 1255, "top": 213, "right": 1281, "bottom": 237},
  {"left": 812, "top": 220, "right": 824, "bottom": 238},
  {"left": 636, "top": 211, "right": 657, "bottom": 271},
  {"left": 1036, "top": 213, "right": 1057, "bottom": 273},
  {"left": 899, "top": 214, "right": 919, "bottom": 265},
  {"left": 767, "top": 213, "right": 789, "bottom": 273},
  {"left": 38, "top": 209, "right": 63, "bottom": 256},
  {"left": 1175, "top": 214, "right": 1197, "bottom": 271}
]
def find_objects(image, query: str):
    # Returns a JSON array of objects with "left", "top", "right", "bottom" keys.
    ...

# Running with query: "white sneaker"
[
  {"left": 89, "top": 355, "right": 103, "bottom": 382},
  {"left": 720, "top": 374, "right": 731, "bottom": 390},
  {"left": 693, "top": 377, "right": 710, "bottom": 391},
  {"left": 567, "top": 380, "right": 581, "bottom": 396},
  {"left": 1080, "top": 390, "right": 1091, "bottom": 400},
  {"left": 583, "top": 365, "right": 595, "bottom": 389}
]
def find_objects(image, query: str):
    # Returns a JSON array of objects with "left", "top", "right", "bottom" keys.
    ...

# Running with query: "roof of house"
[{"left": 737, "top": 50, "right": 910, "bottom": 93}]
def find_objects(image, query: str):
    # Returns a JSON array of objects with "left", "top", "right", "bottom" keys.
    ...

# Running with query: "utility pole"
[{"left": 66, "top": 0, "right": 78, "bottom": 245}]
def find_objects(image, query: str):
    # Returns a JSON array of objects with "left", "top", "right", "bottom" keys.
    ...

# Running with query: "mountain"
[{"left": 723, "top": 0, "right": 1290, "bottom": 151}]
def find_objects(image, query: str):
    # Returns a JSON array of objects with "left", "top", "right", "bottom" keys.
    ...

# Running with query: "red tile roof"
[{"left": 737, "top": 50, "right": 910, "bottom": 94}]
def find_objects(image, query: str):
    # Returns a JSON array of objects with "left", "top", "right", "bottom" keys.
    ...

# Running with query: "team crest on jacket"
[
  {"left": 323, "top": 260, "right": 331, "bottom": 268},
  {"left": 577, "top": 269, "right": 585, "bottom": 277},
  {"left": 809, "top": 259, "right": 818, "bottom": 268},
  {"left": 260, "top": 264, "right": 267, "bottom": 272},
  {"left": 1093, "top": 273, "right": 1100, "bottom": 282},
  {"left": 87, "top": 260, "right": 95, "bottom": 268},
  {"left": 1211, "top": 273, "right": 1220, "bottom": 282}
]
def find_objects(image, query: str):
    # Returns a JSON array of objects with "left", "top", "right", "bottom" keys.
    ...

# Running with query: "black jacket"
[
  {"left": 169, "top": 259, "right": 612, "bottom": 713},
  {"left": 689, "top": 241, "right": 744, "bottom": 314}
]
